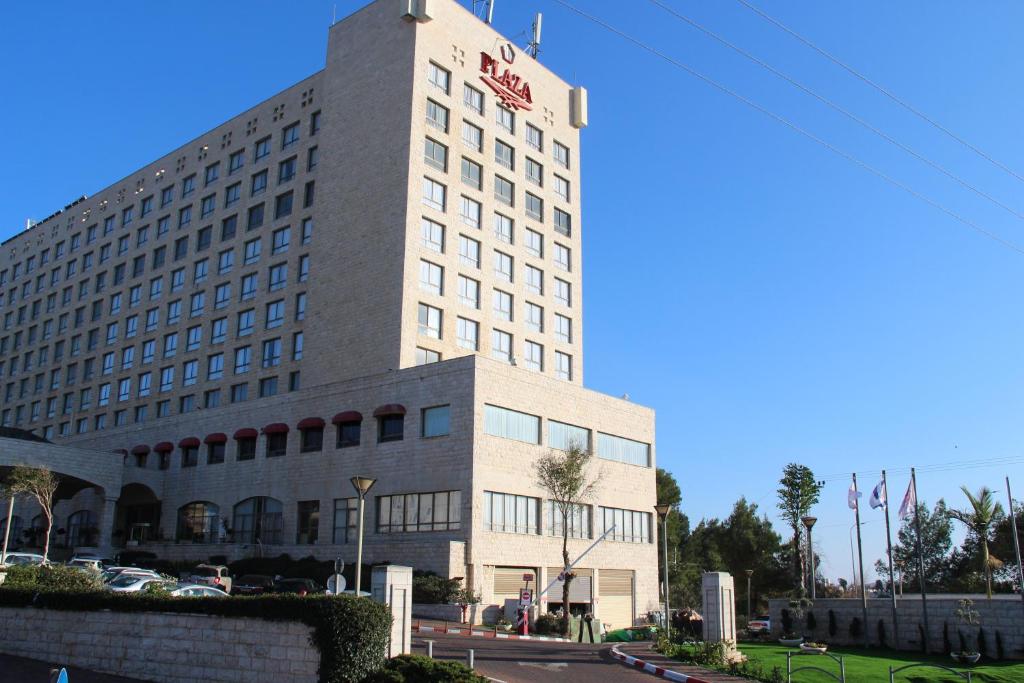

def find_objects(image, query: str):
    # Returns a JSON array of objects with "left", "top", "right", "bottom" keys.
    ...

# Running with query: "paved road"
[
  {"left": 0, "top": 654, "right": 149, "bottom": 683},
  {"left": 411, "top": 633, "right": 657, "bottom": 683}
]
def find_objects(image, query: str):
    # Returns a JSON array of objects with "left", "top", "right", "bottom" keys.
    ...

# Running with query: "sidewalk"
[
  {"left": 412, "top": 618, "right": 572, "bottom": 642},
  {"left": 614, "top": 642, "right": 749, "bottom": 682}
]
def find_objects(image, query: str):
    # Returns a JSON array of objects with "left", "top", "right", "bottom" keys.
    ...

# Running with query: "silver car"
[
  {"left": 170, "top": 583, "right": 230, "bottom": 598},
  {"left": 106, "top": 574, "right": 174, "bottom": 593}
]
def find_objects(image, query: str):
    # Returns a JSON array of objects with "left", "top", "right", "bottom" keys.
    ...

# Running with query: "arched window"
[
  {"left": 28, "top": 514, "right": 47, "bottom": 548},
  {"left": 1, "top": 515, "right": 23, "bottom": 547},
  {"left": 176, "top": 502, "right": 221, "bottom": 543},
  {"left": 232, "top": 497, "right": 283, "bottom": 545},
  {"left": 66, "top": 510, "right": 97, "bottom": 548}
]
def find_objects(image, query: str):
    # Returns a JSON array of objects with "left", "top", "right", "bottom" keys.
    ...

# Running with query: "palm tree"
[{"left": 948, "top": 487, "right": 1004, "bottom": 599}]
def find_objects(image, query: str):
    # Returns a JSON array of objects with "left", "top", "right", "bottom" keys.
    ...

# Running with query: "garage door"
[
  {"left": 546, "top": 567, "right": 593, "bottom": 603},
  {"left": 598, "top": 569, "right": 634, "bottom": 630},
  {"left": 493, "top": 566, "right": 535, "bottom": 606}
]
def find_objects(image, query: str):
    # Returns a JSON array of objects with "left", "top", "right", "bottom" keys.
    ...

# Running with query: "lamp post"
[
  {"left": 350, "top": 475, "right": 377, "bottom": 597},
  {"left": 654, "top": 503, "right": 672, "bottom": 639},
  {"left": 745, "top": 569, "right": 754, "bottom": 619},
  {"left": 802, "top": 516, "right": 817, "bottom": 599}
]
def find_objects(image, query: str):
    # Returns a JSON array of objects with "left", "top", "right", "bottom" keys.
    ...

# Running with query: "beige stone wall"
[{"left": 0, "top": 607, "right": 319, "bottom": 682}]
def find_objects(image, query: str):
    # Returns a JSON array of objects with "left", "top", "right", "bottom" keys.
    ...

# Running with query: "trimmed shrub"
[
  {"left": 1, "top": 565, "right": 103, "bottom": 592},
  {"left": 827, "top": 609, "right": 837, "bottom": 638},
  {"left": 996, "top": 630, "right": 1005, "bottom": 660},
  {"left": 0, "top": 589, "right": 391, "bottom": 683},
  {"left": 877, "top": 619, "right": 887, "bottom": 648},
  {"left": 958, "top": 629, "right": 967, "bottom": 654},
  {"left": 805, "top": 611, "right": 816, "bottom": 632},
  {"left": 943, "top": 621, "right": 952, "bottom": 655},
  {"left": 362, "top": 654, "right": 486, "bottom": 682},
  {"left": 411, "top": 572, "right": 461, "bottom": 604},
  {"left": 849, "top": 617, "right": 862, "bottom": 640},
  {"left": 977, "top": 627, "right": 988, "bottom": 659},
  {"left": 780, "top": 608, "right": 793, "bottom": 635},
  {"left": 534, "top": 613, "right": 567, "bottom": 636}
]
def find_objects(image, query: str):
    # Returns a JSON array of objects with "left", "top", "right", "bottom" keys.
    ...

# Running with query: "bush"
[
  {"left": 805, "top": 611, "right": 816, "bottom": 632},
  {"left": 827, "top": 609, "right": 837, "bottom": 637},
  {"left": 412, "top": 572, "right": 461, "bottom": 604},
  {"left": 849, "top": 617, "right": 862, "bottom": 640},
  {"left": 534, "top": 613, "right": 567, "bottom": 636},
  {"left": 1, "top": 565, "right": 103, "bottom": 592},
  {"left": 877, "top": 619, "right": 887, "bottom": 648},
  {"left": 958, "top": 629, "right": 967, "bottom": 654},
  {"left": 361, "top": 654, "right": 486, "bottom": 682},
  {"left": 780, "top": 608, "right": 793, "bottom": 635},
  {"left": 0, "top": 589, "right": 391, "bottom": 683},
  {"left": 943, "top": 621, "right": 952, "bottom": 655},
  {"left": 996, "top": 630, "right": 1005, "bottom": 660},
  {"left": 977, "top": 627, "right": 987, "bottom": 659}
]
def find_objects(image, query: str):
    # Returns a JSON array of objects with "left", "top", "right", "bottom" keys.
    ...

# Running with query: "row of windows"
[
  {"left": 421, "top": 175, "right": 571, "bottom": 238},
  {"left": 483, "top": 491, "right": 650, "bottom": 543}
]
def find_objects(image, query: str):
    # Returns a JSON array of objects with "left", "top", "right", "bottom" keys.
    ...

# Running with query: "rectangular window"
[
  {"left": 496, "top": 106, "right": 514, "bottom": 134},
  {"left": 241, "top": 274, "right": 258, "bottom": 300},
  {"left": 598, "top": 506, "right": 652, "bottom": 543},
  {"left": 554, "top": 208, "right": 572, "bottom": 237},
  {"left": 597, "top": 432, "right": 651, "bottom": 467},
  {"left": 525, "top": 192, "right": 543, "bottom": 221},
  {"left": 424, "top": 138, "right": 448, "bottom": 171},
  {"left": 525, "top": 157, "right": 543, "bottom": 186},
  {"left": 207, "top": 353, "right": 224, "bottom": 380},
  {"left": 524, "top": 340, "right": 543, "bottom": 371},
  {"left": 526, "top": 123, "right": 543, "bottom": 152},
  {"left": 229, "top": 150, "right": 245, "bottom": 174},
  {"left": 459, "top": 235, "right": 480, "bottom": 268},
  {"left": 525, "top": 265, "right": 543, "bottom": 294},
  {"left": 494, "top": 251, "right": 513, "bottom": 283},
  {"left": 261, "top": 338, "right": 282, "bottom": 368},
  {"left": 234, "top": 346, "right": 251, "bottom": 374},
  {"left": 554, "top": 278, "right": 571, "bottom": 307},
  {"left": 417, "top": 303, "right": 442, "bottom": 339},
  {"left": 555, "top": 351, "right": 572, "bottom": 381},
  {"left": 274, "top": 191, "right": 293, "bottom": 219},
  {"left": 333, "top": 498, "right": 358, "bottom": 543},
  {"left": 282, "top": 121, "right": 300, "bottom": 149},
  {"left": 457, "top": 275, "right": 479, "bottom": 309},
  {"left": 428, "top": 62, "right": 451, "bottom": 93},
  {"left": 456, "top": 317, "right": 479, "bottom": 350},
  {"left": 278, "top": 156, "right": 297, "bottom": 184},
  {"left": 237, "top": 309, "right": 255, "bottom": 336},
  {"left": 268, "top": 263, "right": 287, "bottom": 291},
  {"left": 459, "top": 196, "right": 481, "bottom": 229},
  {"left": 491, "top": 329, "right": 512, "bottom": 363},
  {"left": 377, "top": 491, "right": 461, "bottom": 533},
  {"left": 555, "top": 314, "right": 572, "bottom": 343},
  {"left": 422, "top": 178, "right": 446, "bottom": 212},
  {"left": 421, "top": 218, "right": 445, "bottom": 253},
  {"left": 265, "top": 300, "right": 285, "bottom": 328},
  {"left": 255, "top": 136, "right": 271, "bottom": 161},
  {"left": 494, "top": 175, "right": 513, "bottom": 206},
  {"left": 419, "top": 260, "right": 443, "bottom": 295},
  {"left": 422, "top": 405, "right": 450, "bottom": 437},
  {"left": 554, "top": 175, "right": 570, "bottom": 202},
  {"left": 483, "top": 404, "right": 538, "bottom": 443},
  {"left": 462, "top": 121, "right": 482, "bottom": 152},
  {"left": 493, "top": 213, "right": 513, "bottom": 244},
  {"left": 201, "top": 194, "right": 216, "bottom": 217},
  {"left": 247, "top": 204, "right": 265, "bottom": 230},
  {"left": 416, "top": 347, "right": 440, "bottom": 365},
  {"left": 483, "top": 491, "right": 538, "bottom": 534},
  {"left": 461, "top": 157, "right": 482, "bottom": 189},
  {"left": 301, "top": 426, "right": 323, "bottom": 453},
  {"left": 525, "top": 302, "right": 543, "bottom": 332},
  {"left": 463, "top": 84, "right": 484, "bottom": 114},
  {"left": 554, "top": 141, "right": 570, "bottom": 168},
  {"left": 494, "top": 140, "right": 514, "bottom": 170},
  {"left": 336, "top": 420, "right": 360, "bottom": 448},
  {"left": 554, "top": 243, "right": 571, "bottom": 272},
  {"left": 426, "top": 100, "right": 449, "bottom": 133},
  {"left": 493, "top": 289, "right": 512, "bottom": 322},
  {"left": 546, "top": 501, "right": 591, "bottom": 539},
  {"left": 296, "top": 501, "right": 320, "bottom": 544},
  {"left": 525, "top": 229, "right": 543, "bottom": 258}
]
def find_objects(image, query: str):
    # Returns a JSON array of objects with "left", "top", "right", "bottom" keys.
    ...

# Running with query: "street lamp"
[
  {"left": 802, "top": 516, "right": 817, "bottom": 600},
  {"left": 350, "top": 475, "right": 377, "bottom": 597},
  {"left": 654, "top": 503, "right": 672, "bottom": 639},
  {"left": 745, "top": 569, "right": 754, "bottom": 619}
]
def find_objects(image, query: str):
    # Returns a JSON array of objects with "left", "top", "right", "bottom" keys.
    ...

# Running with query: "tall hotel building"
[{"left": 0, "top": 0, "right": 656, "bottom": 627}]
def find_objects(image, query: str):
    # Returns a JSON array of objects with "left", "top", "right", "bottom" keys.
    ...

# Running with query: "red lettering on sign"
[{"left": 479, "top": 51, "right": 533, "bottom": 111}]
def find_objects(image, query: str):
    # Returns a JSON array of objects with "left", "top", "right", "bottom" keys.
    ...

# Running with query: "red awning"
[
  {"left": 178, "top": 437, "right": 201, "bottom": 448},
  {"left": 153, "top": 442, "right": 174, "bottom": 453},
  {"left": 297, "top": 417, "right": 325, "bottom": 429},
  {"left": 372, "top": 404, "right": 407, "bottom": 418},
  {"left": 262, "top": 422, "right": 290, "bottom": 435},
  {"left": 233, "top": 428, "right": 258, "bottom": 439},
  {"left": 332, "top": 411, "right": 363, "bottom": 424},
  {"left": 131, "top": 445, "right": 150, "bottom": 455},
  {"left": 204, "top": 433, "right": 228, "bottom": 444}
]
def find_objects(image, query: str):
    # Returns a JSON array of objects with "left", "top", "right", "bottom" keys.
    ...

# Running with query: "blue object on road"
[{"left": 56, "top": 668, "right": 68, "bottom": 683}]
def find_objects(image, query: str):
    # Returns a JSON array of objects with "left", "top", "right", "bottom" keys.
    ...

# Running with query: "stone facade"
[
  {"left": 0, "top": 606, "right": 319, "bottom": 682},
  {"left": 768, "top": 595, "right": 1024, "bottom": 659}
]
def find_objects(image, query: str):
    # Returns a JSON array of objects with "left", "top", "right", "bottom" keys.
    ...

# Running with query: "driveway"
[{"left": 0, "top": 654, "right": 150, "bottom": 682}]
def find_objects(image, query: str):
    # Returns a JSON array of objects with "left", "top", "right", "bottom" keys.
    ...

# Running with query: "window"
[
  {"left": 292, "top": 331, "right": 304, "bottom": 360},
  {"left": 417, "top": 303, "right": 441, "bottom": 339},
  {"left": 554, "top": 243, "right": 571, "bottom": 271},
  {"left": 378, "top": 413, "right": 404, "bottom": 443},
  {"left": 426, "top": 100, "right": 449, "bottom": 133},
  {"left": 459, "top": 196, "right": 481, "bottom": 228},
  {"left": 495, "top": 140, "right": 514, "bottom": 169},
  {"left": 201, "top": 194, "right": 216, "bottom": 217},
  {"left": 211, "top": 317, "right": 227, "bottom": 344},
  {"left": 159, "top": 366, "right": 174, "bottom": 392},
  {"left": 496, "top": 106, "right": 514, "bottom": 134},
  {"left": 178, "top": 206, "right": 192, "bottom": 229},
  {"left": 268, "top": 263, "right": 287, "bottom": 291},
  {"left": 415, "top": 347, "right": 440, "bottom": 365},
  {"left": 176, "top": 502, "right": 220, "bottom": 541},
  {"left": 554, "top": 208, "right": 572, "bottom": 237},
  {"left": 300, "top": 425, "right": 323, "bottom": 453},
  {"left": 333, "top": 498, "right": 358, "bottom": 543},
  {"left": 278, "top": 156, "right": 297, "bottom": 183},
  {"left": 428, "top": 62, "right": 450, "bottom": 93},
  {"left": 377, "top": 491, "right": 461, "bottom": 533},
  {"left": 310, "top": 110, "right": 321, "bottom": 134},
  {"left": 262, "top": 338, "right": 281, "bottom": 367},
  {"left": 207, "top": 353, "right": 224, "bottom": 380},
  {"left": 231, "top": 382, "right": 248, "bottom": 404},
  {"left": 255, "top": 136, "right": 271, "bottom": 161},
  {"left": 189, "top": 291, "right": 205, "bottom": 317},
  {"left": 274, "top": 191, "right": 293, "bottom": 219},
  {"left": 525, "top": 229, "right": 543, "bottom": 258},
  {"left": 546, "top": 501, "right": 591, "bottom": 539},
  {"left": 237, "top": 309, "right": 255, "bottom": 336},
  {"left": 484, "top": 404, "right": 539, "bottom": 443},
  {"left": 597, "top": 432, "right": 651, "bottom": 467},
  {"left": 554, "top": 278, "right": 571, "bottom": 307},
  {"left": 464, "top": 84, "right": 484, "bottom": 114},
  {"left": 271, "top": 227, "right": 290, "bottom": 256},
  {"left": 525, "top": 157, "right": 543, "bottom": 186},
  {"left": 525, "top": 265, "right": 543, "bottom": 294},
  {"left": 307, "top": 146, "right": 319, "bottom": 171},
  {"left": 421, "top": 218, "right": 444, "bottom": 253},
  {"left": 244, "top": 238, "right": 261, "bottom": 265},
  {"left": 265, "top": 300, "right": 284, "bottom": 328},
  {"left": 494, "top": 251, "right": 513, "bottom": 283},
  {"left": 336, "top": 419, "right": 360, "bottom": 448},
  {"left": 301, "top": 217, "right": 313, "bottom": 244},
  {"left": 422, "top": 405, "right": 450, "bottom": 437},
  {"left": 484, "top": 491, "right": 538, "bottom": 534},
  {"left": 424, "top": 138, "right": 447, "bottom": 171},
  {"left": 266, "top": 430, "right": 286, "bottom": 456},
  {"left": 493, "top": 213, "right": 513, "bottom": 244},
  {"left": 221, "top": 215, "right": 238, "bottom": 241},
  {"left": 525, "top": 302, "right": 543, "bottom": 332},
  {"left": 215, "top": 283, "right": 231, "bottom": 309},
  {"left": 494, "top": 175, "right": 513, "bottom": 206},
  {"left": 233, "top": 497, "right": 283, "bottom": 544},
  {"left": 456, "top": 317, "right": 478, "bottom": 350},
  {"left": 461, "top": 157, "right": 482, "bottom": 189},
  {"left": 241, "top": 274, "right": 258, "bottom": 300},
  {"left": 459, "top": 235, "right": 480, "bottom": 268},
  {"left": 554, "top": 140, "right": 570, "bottom": 168},
  {"left": 234, "top": 346, "right": 251, "bottom": 374},
  {"left": 208, "top": 441, "right": 225, "bottom": 465},
  {"left": 457, "top": 275, "right": 479, "bottom": 309},
  {"left": 554, "top": 175, "right": 570, "bottom": 201},
  {"left": 525, "top": 192, "right": 543, "bottom": 221},
  {"left": 282, "top": 122, "right": 300, "bottom": 149},
  {"left": 526, "top": 123, "right": 543, "bottom": 151},
  {"left": 462, "top": 121, "right": 482, "bottom": 151},
  {"left": 599, "top": 506, "right": 652, "bottom": 543},
  {"left": 183, "top": 359, "right": 199, "bottom": 386},
  {"left": 296, "top": 501, "right": 319, "bottom": 544},
  {"left": 229, "top": 150, "right": 245, "bottom": 174},
  {"left": 419, "top": 260, "right": 443, "bottom": 295},
  {"left": 236, "top": 433, "right": 256, "bottom": 459},
  {"left": 491, "top": 329, "right": 512, "bottom": 363},
  {"left": 493, "top": 289, "right": 512, "bottom": 321},
  {"left": 295, "top": 293, "right": 306, "bottom": 321},
  {"left": 555, "top": 351, "right": 572, "bottom": 381},
  {"left": 555, "top": 314, "right": 572, "bottom": 343},
  {"left": 251, "top": 170, "right": 268, "bottom": 196},
  {"left": 422, "top": 178, "right": 446, "bottom": 212}
]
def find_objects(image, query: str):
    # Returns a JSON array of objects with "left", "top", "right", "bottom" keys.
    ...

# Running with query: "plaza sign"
[{"left": 479, "top": 44, "right": 533, "bottom": 111}]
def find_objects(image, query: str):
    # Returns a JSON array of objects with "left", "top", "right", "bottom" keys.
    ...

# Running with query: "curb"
[
  {"left": 609, "top": 645, "right": 710, "bottom": 683},
  {"left": 412, "top": 623, "right": 572, "bottom": 642}
]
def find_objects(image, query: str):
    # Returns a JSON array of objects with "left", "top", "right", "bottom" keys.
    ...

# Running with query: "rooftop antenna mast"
[
  {"left": 526, "top": 12, "right": 542, "bottom": 59},
  {"left": 486, "top": 0, "right": 495, "bottom": 24}
]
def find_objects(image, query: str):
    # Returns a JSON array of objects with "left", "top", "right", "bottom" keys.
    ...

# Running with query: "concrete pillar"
[
  {"left": 95, "top": 496, "right": 119, "bottom": 557},
  {"left": 372, "top": 564, "right": 412, "bottom": 657},
  {"left": 702, "top": 572, "right": 737, "bottom": 644}
]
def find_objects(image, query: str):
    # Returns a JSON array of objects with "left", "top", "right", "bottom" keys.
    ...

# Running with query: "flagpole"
[
  {"left": 882, "top": 470, "right": 900, "bottom": 649},
  {"left": 1005, "top": 476, "right": 1024, "bottom": 619},
  {"left": 911, "top": 467, "right": 930, "bottom": 653},
  {"left": 852, "top": 473, "right": 869, "bottom": 648}
]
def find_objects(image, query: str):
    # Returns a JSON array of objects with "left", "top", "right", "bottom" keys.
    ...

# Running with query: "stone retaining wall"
[
  {"left": 767, "top": 596, "right": 1024, "bottom": 659},
  {"left": 0, "top": 606, "right": 319, "bottom": 682}
]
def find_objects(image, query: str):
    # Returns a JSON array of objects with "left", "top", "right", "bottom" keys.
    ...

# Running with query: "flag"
[
  {"left": 898, "top": 480, "right": 916, "bottom": 519},
  {"left": 848, "top": 481, "right": 861, "bottom": 510},
  {"left": 869, "top": 480, "right": 886, "bottom": 509}
]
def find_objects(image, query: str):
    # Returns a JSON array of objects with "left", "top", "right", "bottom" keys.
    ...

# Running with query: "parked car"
[
  {"left": 171, "top": 583, "right": 231, "bottom": 598},
  {"left": 231, "top": 574, "right": 275, "bottom": 596},
  {"left": 100, "top": 567, "right": 162, "bottom": 584},
  {"left": 187, "top": 564, "right": 232, "bottom": 593},
  {"left": 273, "top": 578, "right": 322, "bottom": 596},
  {"left": 66, "top": 558, "right": 104, "bottom": 572},
  {"left": 70, "top": 554, "right": 114, "bottom": 566},
  {"left": 1, "top": 552, "right": 45, "bottom": 566},
  {"left": 748, "top": 615, "right": 771, "bottom": 634},
  {"left": 106, "top": 574, "right": 174, "bottom": 593}
]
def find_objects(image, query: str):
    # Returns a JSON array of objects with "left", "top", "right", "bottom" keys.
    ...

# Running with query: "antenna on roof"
[
  {"left": 332, "top": 4, "right": 337, "bottom": 25},
  {"left": 486, "top": 0, "right": 496, "bottom": 24},
  {"left": 527, "top": 13, "right": 542, "bottom": 59}
]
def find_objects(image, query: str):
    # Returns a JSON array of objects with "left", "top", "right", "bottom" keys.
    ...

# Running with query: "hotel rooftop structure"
[{"left": 0, "top": 0, "right": 657, "bottom": 628}]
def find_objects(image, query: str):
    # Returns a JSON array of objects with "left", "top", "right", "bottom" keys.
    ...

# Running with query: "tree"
[
  {"left": 534, "top": 443, "right": 600, "bottom": 633},
  {"left": 656, "top": 469, "right": 686, "bottom": 605},
  {"left": 874, "top": 500, "right": 952, "bottom": 593},
  {"left": 4, "top": 465, "right": 59, "bottom": 562},
  {"left": 777, "top": 464, "right": 822, "bottom": 593},
  {"left": 949, "top": 487, "right": 1004, "bottom": 599}
]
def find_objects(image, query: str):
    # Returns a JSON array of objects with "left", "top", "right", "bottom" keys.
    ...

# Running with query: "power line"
[
  {"left": 648, "top": 0, "right": 1024, "bottom": 223},
  {"left": 548, "top": 0, "right": 1024, "bottom": 256},
  {"left": 819, "top": 455, "right": 1024, "bottom": 483},
  {"left": 733, "top": 0, "right": 1024, "bottom": 187}
]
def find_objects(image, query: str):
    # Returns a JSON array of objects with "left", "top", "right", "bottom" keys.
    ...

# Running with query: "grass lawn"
[{"left": 730, "top": 642, "right": 1024, "bottom": 682}]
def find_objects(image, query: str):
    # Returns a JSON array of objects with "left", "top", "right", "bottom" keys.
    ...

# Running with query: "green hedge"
[
  {"left": 362, "top": 655, "right": 486, "bottom": 682},
  {"left": 0, "top": 588, "right": 391, "bottom": 683}
]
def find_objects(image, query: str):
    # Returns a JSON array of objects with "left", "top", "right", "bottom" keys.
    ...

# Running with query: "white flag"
[
  {"left": 869, "top": 480, "right": 886, "bottom": 509},
  {"left": 898, "top": 481, "right": 916, "bottom": 519},
  {"left": 848, "top": 481, "right": 861, "bottom": 510}
]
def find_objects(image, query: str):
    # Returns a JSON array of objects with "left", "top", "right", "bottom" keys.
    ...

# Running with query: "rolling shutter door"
[
  {"left": 493, "top": 567, "right": 534, "bottom": 605},
  {"left": 546, "top": 567, "right": 593, "bottom": 603},
  {"left": 598, "top": 569, "right": 634, "bottom": 630}
]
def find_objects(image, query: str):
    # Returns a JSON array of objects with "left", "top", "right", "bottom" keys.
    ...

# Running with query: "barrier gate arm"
[{"left": 528, "top": 524, "right": 616, "bottom": 610}]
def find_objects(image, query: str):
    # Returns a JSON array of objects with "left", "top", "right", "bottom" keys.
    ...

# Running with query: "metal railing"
[
  {"left": 889, "top": 663, "right": 972, "bottom": 682},
  {"left": 787, "top": 650, "right": 846, "bottom": 682}
]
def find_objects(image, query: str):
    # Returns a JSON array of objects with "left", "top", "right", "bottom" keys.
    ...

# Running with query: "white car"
[
  {"left": 100, "top": 567, "right": 162, "bottom": 584},
  {"left": 106, "top": 574, "right": 174, "bottom": 593},
  {"left": 171, "top": 583, "right": 230, "bottom": 598},
  {"left": 1, "top": 552, "right": 45, "bottom": 566},
  {"left": 67, "top": 558, "right": 104, "bottom": 572}
]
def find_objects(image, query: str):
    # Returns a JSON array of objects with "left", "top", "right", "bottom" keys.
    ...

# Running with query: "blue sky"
[{"left": 3, "top": 1, "right": 1024, "bottom": 582}]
